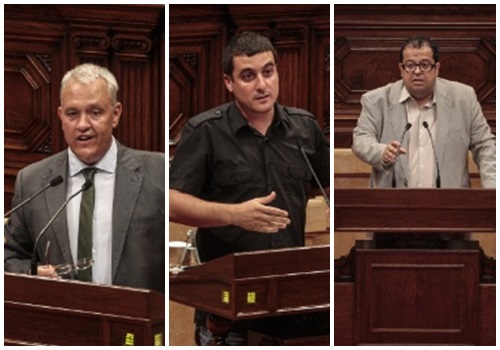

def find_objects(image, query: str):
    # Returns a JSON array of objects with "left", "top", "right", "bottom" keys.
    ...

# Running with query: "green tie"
[{"left": 78, "top": 167, "right": 97, "bottom": 281}]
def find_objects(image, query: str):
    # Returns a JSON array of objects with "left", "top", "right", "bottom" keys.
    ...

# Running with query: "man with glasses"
[{"left": 352, "top": 36, "right": 495, "bottom": 189}]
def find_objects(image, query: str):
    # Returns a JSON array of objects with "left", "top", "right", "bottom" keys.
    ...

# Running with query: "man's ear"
[
  {"left": 398, "top": 63, "right": 404, "bottom": 78},
  {"left": 223, "top": 74, "right": 233, "bottom": 93},
  {"left": 57, "top": 106, "right": 63, "bottom": 121},
  {"left": 112, "top": 102, "right": 122, "bottom": 128}
]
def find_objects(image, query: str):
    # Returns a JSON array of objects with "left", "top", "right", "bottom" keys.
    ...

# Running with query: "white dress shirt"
[
  {"left": 66, "top": 137, "right": 117, "bottom": 285},
  {"left": 400, "top": 87, "right": 437, "bottom": 188}
]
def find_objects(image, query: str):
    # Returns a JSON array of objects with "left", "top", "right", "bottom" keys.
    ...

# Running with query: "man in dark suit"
[{"left": 4, "top": 63, "right": 165, "bottom": 293}]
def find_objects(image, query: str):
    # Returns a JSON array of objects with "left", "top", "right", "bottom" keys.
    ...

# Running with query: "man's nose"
[
  {"left": 76, "top": 114, "right": 91, "bottom": 129},
  {"left": 256, "top": 74, "right": 266, "bottom": 89}
]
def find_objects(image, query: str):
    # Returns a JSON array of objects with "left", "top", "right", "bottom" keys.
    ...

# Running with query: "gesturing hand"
[
  {"left": 383, "top": 140, "right": 407, "bottom": 164},
  {"left": 232, "top": 191, "right": 290, "bottom": 233}
]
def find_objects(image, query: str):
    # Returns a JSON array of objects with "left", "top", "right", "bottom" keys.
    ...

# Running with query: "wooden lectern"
[
  {"left": 4, "top": 273, "right": 165, "bottom": 346},
  {"left": 170, "top": 245, "right": 330, "bottom": 345},
  {"left": 334, "top": 189, "right": 495, "bottom": 346}
]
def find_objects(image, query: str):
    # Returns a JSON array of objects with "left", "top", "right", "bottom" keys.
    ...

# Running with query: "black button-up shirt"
[{"left": 170, "top": 102, "right": 329, "bottom": 261}]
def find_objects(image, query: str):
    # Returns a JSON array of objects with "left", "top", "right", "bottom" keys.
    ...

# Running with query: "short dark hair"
[
  {"left": 222, "top": 31, "right": 278, "bottom": 78},
  {"left": 399, "top": 36, "right": 440, "bottom": 63}
]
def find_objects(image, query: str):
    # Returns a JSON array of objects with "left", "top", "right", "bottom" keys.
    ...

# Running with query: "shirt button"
[{"left": 267, "top": 163, "right": 273, "bottom": 169}]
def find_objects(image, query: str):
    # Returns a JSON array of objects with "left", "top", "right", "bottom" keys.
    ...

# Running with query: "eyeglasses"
[
  {"left": 54, "top": 257, "right": 94, "bottom": 276},
  {"left": 401, "top": 61, "right": 436, "bottom": 73},
  {"left": 43, "top": 241, "right": 94, "bottom": 276}
]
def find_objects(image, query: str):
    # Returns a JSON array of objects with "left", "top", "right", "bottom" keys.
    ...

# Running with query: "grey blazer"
[
  {"left": 352, "top": 78, "right": 496, "bottom": 188},
  {"left": 4, "top": 142, "right": 165, "bottom": 293}
]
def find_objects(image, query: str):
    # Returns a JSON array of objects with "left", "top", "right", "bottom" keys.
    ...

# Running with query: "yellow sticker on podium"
[
  {"left": 247, "top": 292, "right": 256, "bottom": 304},
  {"left": 124, "top": 332, "right": 134, "bottom": 345},
  {"left": 154, "top": 332, "right": 163, "bottom": 345},
  {"left": 222, "top": 290, "right": 230, "bottom": 304}
]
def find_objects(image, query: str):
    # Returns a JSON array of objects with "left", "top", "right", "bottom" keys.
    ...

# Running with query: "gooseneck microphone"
[
  {"left": 30, "top": 180, "right": 93, "bottom": 275},
  {"left": 392, "top": 122, "right": 412, "bottom": 188},
  {"left": 298, "top": 145, "right": 330, "bottom": 208},
  {"left": 422, "top": 121, "right": 441, "bottom": 188},
  {"left": 4, "top": 175, "right": 63, "bottom": 218},
  {"left": 399, "top": 123, "right": 413, "bottom": 151}
]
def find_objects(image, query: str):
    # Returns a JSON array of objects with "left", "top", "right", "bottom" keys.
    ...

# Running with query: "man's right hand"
[
  {"left": 231, "top": 191, "right": 290, "bottom": 233},
  {"left": 170, "top": 189, "right": 290, "bottom": 233},
  {"left": 383, "top": 140, "right": 407, "bottom": 164}
]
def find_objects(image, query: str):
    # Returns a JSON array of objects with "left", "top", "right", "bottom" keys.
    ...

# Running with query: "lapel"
[
  {"left": 43, "top": 151, "right": 74, "bottom": 265},
  {"left": 388, "top": 81, "right": 411, "bottom": 183},
  {"left": 111, "top": 143, "right": 143, "bottom": 280},
  {"left": 434, "top": 78, "right": 452, "bottom": 167}
]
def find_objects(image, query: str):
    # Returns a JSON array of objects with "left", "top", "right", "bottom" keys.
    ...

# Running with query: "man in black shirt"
[{"left": 170, "top": 31, "right": 329, "bottom": 345}]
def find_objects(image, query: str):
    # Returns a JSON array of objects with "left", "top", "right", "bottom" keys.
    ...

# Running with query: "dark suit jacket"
[{"left": 4, "top": 142, "right": 165, "bottom": 293}]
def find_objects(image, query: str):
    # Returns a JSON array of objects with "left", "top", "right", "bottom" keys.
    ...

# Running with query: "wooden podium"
[
  {"left": 334, "top": 189, "right": 495, "bottom": 346},
  {"left": 4, "top": 273, "right": 165, "bottom": 346},
  {"left": 170, "top": 245, "right": 330, "bottom": 345}
]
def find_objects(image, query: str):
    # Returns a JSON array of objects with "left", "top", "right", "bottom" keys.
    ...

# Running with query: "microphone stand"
[
  {"left": 422, "top": 121, "right": 441, "bottom": 188},
  {"left": 392, "top": 123, "right": 412, "bottom": 188},
  {"left": 299, "top": 146, "right": 330, "bottom": 208},
  {"left": 5, "top": 176, "right": 63, "bottom": 218},
  {"left": 30, "top": 181, "right": 92, "bottom": 275}
]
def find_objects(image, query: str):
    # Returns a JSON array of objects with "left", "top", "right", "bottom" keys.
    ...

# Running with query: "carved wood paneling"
[
  {"left": 334, "top": 4, "right": 496, "bottom": 148},
  {"left": 4, "top": 4, "right": 165, "bottom": 211},
  {"left": 169, "top": 19, "right": 227, "bottom": 155}
]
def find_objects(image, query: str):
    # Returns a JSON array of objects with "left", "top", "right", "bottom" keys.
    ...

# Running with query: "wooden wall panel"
[
  {"left": 169, "top": 14, "right": 227, "bottom": 158},
  {"left": 169, "top": 5, "right": 330, "bottom": 159},
  {"left": 334, "top": 4, "right": 496, "bottom": 148},
  {"left": 4, "top": 4, "right": 165, "bottom": 211}
]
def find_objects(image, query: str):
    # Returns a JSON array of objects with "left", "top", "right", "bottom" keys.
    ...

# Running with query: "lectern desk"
[
  {"left": 334, "top": 189, "right": 495, "bottom": 346},
  {"left": 170, "top": 245, "right": 330, "bottom": 345},
  {"left": 4, "top": 273, "right": 165, "bottom": 346}
]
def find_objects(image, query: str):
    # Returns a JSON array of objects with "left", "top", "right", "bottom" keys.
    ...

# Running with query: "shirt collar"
[
  {"left": 68, "top": 137, "right": 118, "bottom": 177},
  {"left": 399, "top": 85, "right": 436, "bottom": 107},
  {"left": 229, "top": 102, "right": 287, "bottom": 135}
]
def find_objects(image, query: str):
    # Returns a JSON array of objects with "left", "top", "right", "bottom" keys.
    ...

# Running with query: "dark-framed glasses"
[
  {"left": 402, "top": 61, "right": 436, "bottom": 73},
  {"left": 54, "top": 257, "right": 94, "bottom": 276}
]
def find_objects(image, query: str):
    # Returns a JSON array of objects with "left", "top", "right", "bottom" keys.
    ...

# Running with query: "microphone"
[
  {"left": 392, "top": 123, "right": 412, "bottom": 188},
  {"left": 30, "top": 180, "right": 93, "bottom": 275},
  {"left": 4, "top": 175, "right": 63, "bottom": 218},
  {"left": 422, "top": 121, "right": 441, "bottom": 188},
  {"left": 298, "top": 145, "right": 330, "bottom": 208}
]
